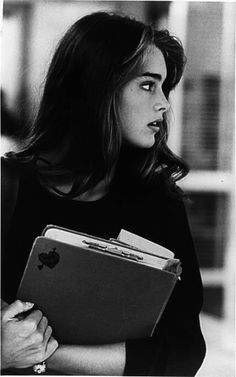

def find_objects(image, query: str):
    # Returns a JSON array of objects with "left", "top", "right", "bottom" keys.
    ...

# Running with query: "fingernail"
[{"left": 25, "top": 302, "right": 34, "bottom": 307}]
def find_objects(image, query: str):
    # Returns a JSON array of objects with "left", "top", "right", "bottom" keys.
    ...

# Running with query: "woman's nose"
[{"left": 153, "top": 95, "right": 170, "bottom": 113}]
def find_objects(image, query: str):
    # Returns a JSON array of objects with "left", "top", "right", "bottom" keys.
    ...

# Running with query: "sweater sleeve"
[{"left": 124, "top": 197, "right": 206, "bottom": 376}]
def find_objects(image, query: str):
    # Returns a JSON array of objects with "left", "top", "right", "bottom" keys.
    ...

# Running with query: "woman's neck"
[
  {"left": 45, "top": 172, "right": 113, "bottom": 202},
  {"left": 38, "top": 151, "right": 114, "bottom": 202},
  {"left": 68, "top": 177, "right": 111, "bottom": 202}
]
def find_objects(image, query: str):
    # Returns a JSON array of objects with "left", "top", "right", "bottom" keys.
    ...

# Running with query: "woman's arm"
[{"left": 47, "top": 342, "right": 125, "bottom": 375}]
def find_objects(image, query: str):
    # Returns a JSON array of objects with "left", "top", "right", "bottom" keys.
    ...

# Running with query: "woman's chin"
[
  {"left": 136, "top": 138, "right": 156, "bottom": 149},
  {"left": 122, "top": 137, "right": 156, "bottom": 149}
]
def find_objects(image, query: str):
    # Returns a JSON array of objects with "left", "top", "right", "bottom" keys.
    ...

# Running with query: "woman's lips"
[
  {"left": 148, "top": 124, "right": 160, "bottom": 133},
  {"left": 147, "top": 120, "right": 162, "bottom": 133}
]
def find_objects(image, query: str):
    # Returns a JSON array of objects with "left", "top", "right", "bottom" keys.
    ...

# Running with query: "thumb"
[{"left": 3, "top": 300, "right": 34, "bottom": 320}]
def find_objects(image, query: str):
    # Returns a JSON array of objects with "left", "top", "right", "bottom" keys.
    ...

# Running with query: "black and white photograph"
[{"left": 1, "top": 1, "right": 235, "bottom": 376}]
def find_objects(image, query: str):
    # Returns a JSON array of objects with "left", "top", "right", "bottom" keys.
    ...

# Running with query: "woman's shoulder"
[
  {"left": 1, "top": 155, "right": 37, "bottom": 185},
  {"left": 1, "top": 156, "right": 20, "bottom": 196},
  {"left": 1, "top": 156, "right": 22, "bottom": 236},
  {"left": 1, "top": 155, "right": 37, "bottom": 210},
  {"left": 144, "top": 175, "right": 187, "bottom": 205}
]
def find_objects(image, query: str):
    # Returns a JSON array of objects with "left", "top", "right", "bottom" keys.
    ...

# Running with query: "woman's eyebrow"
[{"left": 141, "top": 72, "right": 165, "bottom": 81}]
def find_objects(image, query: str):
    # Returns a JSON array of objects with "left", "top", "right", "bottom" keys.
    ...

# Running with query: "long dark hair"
[{"left": 5, "top": 11, "right": 188, "bottom": 198}]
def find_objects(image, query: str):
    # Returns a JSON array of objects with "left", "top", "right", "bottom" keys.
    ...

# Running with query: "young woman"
[{"left": 1, "top": 11, "right": 206, "bottom": 375}]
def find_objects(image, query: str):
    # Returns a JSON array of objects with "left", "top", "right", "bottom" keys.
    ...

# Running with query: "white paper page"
[{"left": 117, "top": 229, "right": 174, "bottom": 259}]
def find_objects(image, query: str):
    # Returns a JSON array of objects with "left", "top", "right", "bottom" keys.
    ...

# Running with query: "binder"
[{"left": 17, "top": 225, "right": 181, "bottom": 345}]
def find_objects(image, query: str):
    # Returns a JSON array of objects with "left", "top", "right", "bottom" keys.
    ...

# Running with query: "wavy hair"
[{"left": 5, "top": 11, "right": 188, "bottom": 198}]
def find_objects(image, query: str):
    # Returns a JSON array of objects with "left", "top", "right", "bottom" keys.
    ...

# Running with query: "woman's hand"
[{"left": 1, "top": 299, "right": 59, "bottom": 370}]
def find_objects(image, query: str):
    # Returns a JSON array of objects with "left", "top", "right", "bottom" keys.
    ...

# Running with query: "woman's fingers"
[
  {"left": 43, "top": 324, "right": 53, "bottom": 345},
  {"left": 45, "top": 336, "right": 59, "bottom": 359},
  {"left": 21, "top": 309, "right": 43, "bottom": 335},
  {"left": 1, "top": 300, "right": 34, "bottom": 322},
  {"left": 37, "top": 315, "right": 48, "bottom": 335},
  {"left": 1, "top": 301, "right": 58, "bottom": 369},
  {"left": 40, "top": 318, "right": 59, "bottom": 359}
]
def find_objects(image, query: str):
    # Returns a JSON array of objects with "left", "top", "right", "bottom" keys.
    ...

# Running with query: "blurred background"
[{"left": 1, "top": 1, "right": 235, "bottom": 376}]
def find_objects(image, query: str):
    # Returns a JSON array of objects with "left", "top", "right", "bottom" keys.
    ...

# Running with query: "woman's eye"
[{"left": 140, "top": 81, "right": 155, "bottom": 92}]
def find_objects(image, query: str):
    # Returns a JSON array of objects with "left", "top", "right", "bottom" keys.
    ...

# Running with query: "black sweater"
[{"left": 2, "top": 159, "right": 206, "bottom": 376}]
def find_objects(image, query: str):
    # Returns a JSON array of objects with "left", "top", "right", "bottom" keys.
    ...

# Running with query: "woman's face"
[{"left": 119, "top": 46, "right": 170, "bottom": 148}]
